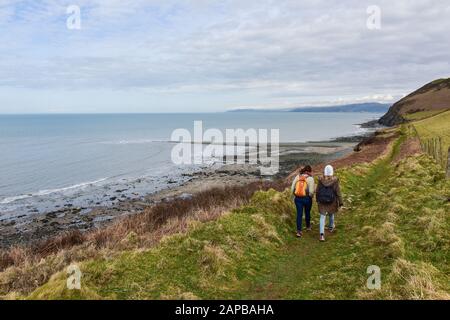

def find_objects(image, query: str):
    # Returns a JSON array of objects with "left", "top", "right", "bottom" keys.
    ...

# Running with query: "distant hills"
[
  {"left": 228, "top": 108, "right": 289, "bottom": 112},
  {"left": 230, "top": 77, "right": 450, "bottom": 125},
  {"left": 228, "top": 102, "right": 391, "bottom": 113},
  {"left": 379, "top": 78, "right": 450, "bottom": 126},
  {"left": 290, "top": 102, "right": 390, "bottom": 113}
]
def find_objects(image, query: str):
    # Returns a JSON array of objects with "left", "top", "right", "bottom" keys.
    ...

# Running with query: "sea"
[{"left": 0, "top": 112, "right": 381, "bottom": 219}]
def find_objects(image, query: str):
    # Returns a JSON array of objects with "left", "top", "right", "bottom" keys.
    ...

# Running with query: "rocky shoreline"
[{"left": 0, "top": 139, "right": 361, "bottom": 248}]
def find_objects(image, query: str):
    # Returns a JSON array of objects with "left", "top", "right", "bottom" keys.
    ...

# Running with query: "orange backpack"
[{"left": 294, "top": 175, "right": 308, "bottom": 197}]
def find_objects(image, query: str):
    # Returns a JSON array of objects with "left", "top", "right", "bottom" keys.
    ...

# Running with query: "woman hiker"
[
  {"left": 316, "top": 165, "right": 343, "bottom": 242},
  {"left": 291, "top": 165, "right": 315, "bottom": 238}
]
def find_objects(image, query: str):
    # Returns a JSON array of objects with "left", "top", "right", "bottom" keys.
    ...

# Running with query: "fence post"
[
  {"left": 447, "top": 147, "right": 450, "bottom": 179},
  {"left": 433, "top": 138, "right": 439, "bottom": 162},
  {"left": 431, "top": 138, "right": 435, "bottom": 160}
]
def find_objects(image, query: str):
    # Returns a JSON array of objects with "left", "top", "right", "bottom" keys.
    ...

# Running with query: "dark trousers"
[{"left": 295, "top": 196, "right": 312, "bottom": 231}]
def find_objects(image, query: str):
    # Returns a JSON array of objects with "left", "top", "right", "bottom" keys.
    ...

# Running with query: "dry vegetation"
[{"left": 0, "top": 180, "right": 286, "bottom": 297}]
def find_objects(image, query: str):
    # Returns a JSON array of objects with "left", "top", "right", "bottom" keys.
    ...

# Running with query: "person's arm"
[
  {"left": 307, "top": 176, "right": 315, "bottom": 197},
  {"left": 290, "top": 176, "right": 298, "bottom": 196},
  {"left": 315, "top": 179, "right": 321, "bottom": 202},
  {"left": 335, "top": 179, "right": 343, "bottom": 206}
]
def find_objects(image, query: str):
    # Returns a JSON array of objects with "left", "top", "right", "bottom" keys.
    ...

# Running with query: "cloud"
[{"left": 0, "top": 0, "right": 449, "bottom": 112}]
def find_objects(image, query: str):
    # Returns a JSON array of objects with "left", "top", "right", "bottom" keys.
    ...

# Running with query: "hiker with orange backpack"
[
  {"left": 316, "top": 165, "right": 343, "bottom": 242},
  {"left": 291, "top": 165, "right": 315, "bottom": 238}
]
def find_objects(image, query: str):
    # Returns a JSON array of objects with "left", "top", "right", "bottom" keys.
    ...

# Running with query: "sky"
[{"left": 0, "top": 0, "right": 449, "bottom": 113}]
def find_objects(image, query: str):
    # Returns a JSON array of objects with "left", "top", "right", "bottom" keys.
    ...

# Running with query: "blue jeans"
[
  {"left": 319, "top": 213, "right": 335, "bottom": 235},
  {"left": 294, "top": 196, "right": 312, "bottom": 231}
]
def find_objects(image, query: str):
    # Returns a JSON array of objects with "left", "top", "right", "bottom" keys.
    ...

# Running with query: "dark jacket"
[{"left": 316, "top": 176, "right": 343, "bottom": 214}]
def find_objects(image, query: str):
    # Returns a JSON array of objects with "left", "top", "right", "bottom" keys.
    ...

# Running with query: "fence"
[
  {"left": 447, "top": 148, "right": 450, "bottom": 179},
  {"left": 409, "top": 125, "right": 450, "bottom": 178}
]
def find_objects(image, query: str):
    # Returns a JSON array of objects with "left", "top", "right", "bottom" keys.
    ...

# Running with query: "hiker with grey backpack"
[{"left": 316, "top": 165, "right": 343, "bottom": 242}]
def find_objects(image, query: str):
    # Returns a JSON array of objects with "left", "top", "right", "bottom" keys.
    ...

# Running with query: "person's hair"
[{"left": 300, "top": 165, "right": 312, "bottom": 174}]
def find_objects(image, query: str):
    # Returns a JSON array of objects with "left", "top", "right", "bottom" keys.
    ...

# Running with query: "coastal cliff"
[{"left": 379, "top": 78, "right": 450, "bottom": 126}]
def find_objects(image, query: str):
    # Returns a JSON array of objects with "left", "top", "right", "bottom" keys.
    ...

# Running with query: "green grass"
[
  {"left": 241, "top": 136, "right": 449, "bottom": 300},
  {"left": 404, "top": 110, "right": 445, "bottom": 121},
  {"left": 28, "top": 190, "right": 295, "bottom": 300},
  {"left": 25, "top": 129, "right": 450, "bottom": 300},
  {"left": 412, "top": 110, "right": 450, "bottom": 168}
]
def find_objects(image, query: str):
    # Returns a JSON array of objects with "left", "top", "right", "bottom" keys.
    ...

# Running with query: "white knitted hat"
[{"left": 324, "top": 165, "right": 334, "bottom": 176}]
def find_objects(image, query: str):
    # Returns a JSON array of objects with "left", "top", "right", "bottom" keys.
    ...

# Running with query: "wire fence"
[{"left": 409, "top": 125, "right": 450, "bottom": 178}]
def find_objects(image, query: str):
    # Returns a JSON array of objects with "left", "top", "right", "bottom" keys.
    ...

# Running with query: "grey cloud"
[{"left": 0, "top": 0, "right": 449, "bottom": 111}]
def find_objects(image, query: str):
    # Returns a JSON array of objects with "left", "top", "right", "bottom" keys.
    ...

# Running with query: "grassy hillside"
[
  {"left": 17, "top": 128, "right": 449, "bottom": 300},
  {"left": 404, "top": 110, "right": 445, "bottom": 121},
  {"left": 412, "top": 110, "right": 450, "bottom": 169},
  {"left": 379, "top": 78, "right": 450, "bottom": 126}
]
